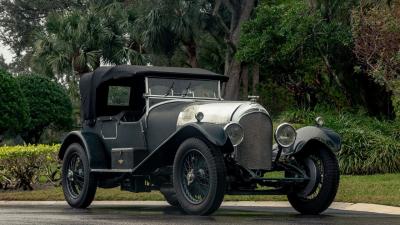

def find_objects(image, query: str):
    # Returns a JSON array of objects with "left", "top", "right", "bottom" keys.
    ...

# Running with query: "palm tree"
[
  {"left": 138, "top": 0, "right": 212, "bottom": 68},
  {"left": 32, "top": 1, "right": 146, "bottom": 79}
]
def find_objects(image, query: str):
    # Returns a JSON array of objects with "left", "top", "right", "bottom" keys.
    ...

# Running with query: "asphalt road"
[{"left": 0, "top": 203, "right": 399, "bottom": 225}]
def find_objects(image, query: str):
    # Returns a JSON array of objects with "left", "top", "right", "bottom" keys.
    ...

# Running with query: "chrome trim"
[
  {"left": 176, "top": 102, "right": 244, "bottom": 126},
  {"left": 91, "top": 169, "right": 134, "bottom": 173},
  {"left": 145, "top": 99, "right": 195, "bottom": 127},
  {"left": 274, "top": 123, "right": 297, "bottom": 148},
  {"left": 223, "top": 122, "right": 244, "bottom": 146},
  {"left": 148, "top": 99, "right": 194, "bottom": 114},
  {"left": 111, "top": 147, "right": 134, "bottom": 151},
  {"left": 231, "top": 102, "right": 269, "bottom": 122},
  {"left": 145, "top": 77, "right": 150, "bottom": 116},
  {"left": 315, "top": 116, "right": 324, "bottom": 127},
  {"left": 235, "top": 110, "right": 271, "bottom": 125},
  {"left": 218, "top": 81, "right": 222, "bottom": 100},
  {"left": 143, "top": 94, "right": 219, "bottom": 101}
]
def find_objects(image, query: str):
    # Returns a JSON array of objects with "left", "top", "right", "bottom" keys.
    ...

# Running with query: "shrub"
[
  {"left": 0, "top": 69, "right": 29, "bottom": 135},
  {"left": 258, "top": 81, "right": 296, "bottom": 115},
  {"left": 0, "top": 145, "right": 60, "bottom": 190},
  {"left": 17, "top": 74, "right": 73, "bottom": 144},
  {"left": 277, "top": 108, "right": 400, "bottom": 175}
]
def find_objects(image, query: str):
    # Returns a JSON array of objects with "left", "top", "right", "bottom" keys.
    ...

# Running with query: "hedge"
[
  {"left": 0, "top": 145, "right": 59, "bottom": 190},
  {"left": 277, "top": 108, "right": 400, "bottom": 175}
]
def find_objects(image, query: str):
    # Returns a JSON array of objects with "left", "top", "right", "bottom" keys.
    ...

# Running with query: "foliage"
[
  {"left": 352, "top": 1, "right": 400, "bottom": 117},
  {"left": 0, "top": 69, "right": 29, "bottom": 135},
  {"left": 277, "top": 107, "right": 400, "bottom": 175},
  {"left": 258, "top": 81, "right": 296, "bottom": 115},
  {"left": 0, "top": 55, "right": 8, "bottom": 70},
  {"left": 17, "top": 74, "right": 73, "bottom": 144},
  {"left": 0, "top": 144, "right": 60, "bottom": 190},
  {"left": 0, "top": 0, "right": 83, "bottom": 55},
  {"left": 32, "top": 1, "right": 146, "bottom": 78},
  {"left": 237, "top": 0, "right": 354, "bottom": 110}
]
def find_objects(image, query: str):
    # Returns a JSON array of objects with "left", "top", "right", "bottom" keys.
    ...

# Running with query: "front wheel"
[
  {"left": 173, "top": 138, "right": 226, "bottom": 215},
  {"left": 160, "top": 184, "right": 180, "bottom": 207},
  {"left": 62, "top": 143, "right": 97, "bottom": 208},
  {"left": 287, "top": 147, "right": 340, "bottom": 215}
]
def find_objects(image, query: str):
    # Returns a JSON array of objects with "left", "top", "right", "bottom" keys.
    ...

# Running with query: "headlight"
[
  {"left": 275, "top": 123, "right": 296, "bottom": 148},
  {"left": 315, "top": 116, "right": 324, "bottom": 127},
  {"left": 224, "top": 122, "right": 244, "bottom": 146}
]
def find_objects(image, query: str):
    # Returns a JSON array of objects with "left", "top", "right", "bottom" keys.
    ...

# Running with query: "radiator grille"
[{"left": 235, "top": 112, "right": 273, "bottom": 170}]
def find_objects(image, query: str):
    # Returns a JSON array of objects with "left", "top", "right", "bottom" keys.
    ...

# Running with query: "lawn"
[{"left": 0, "top": 174, "right": 399, "bottom": 207}]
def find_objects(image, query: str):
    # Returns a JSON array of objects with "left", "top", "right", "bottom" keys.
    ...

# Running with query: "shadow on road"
[{"left": 0, "top": 204, "right": 399, "bottom": 225}]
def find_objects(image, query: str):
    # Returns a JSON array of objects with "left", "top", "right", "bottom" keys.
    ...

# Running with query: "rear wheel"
[
  {"left": 287, "top": 147, "right": 340, "bottom": 215},
  {"left": 173, "top": 138, "right": 226, "bottom": 215},
  {"left": 62, "top": 143, "right": 97, "bottom": 208}
]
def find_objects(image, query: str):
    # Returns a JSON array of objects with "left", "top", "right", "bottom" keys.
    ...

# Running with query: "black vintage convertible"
[{"left": 59, "top": 65, "right": 341, "bottom": 215}]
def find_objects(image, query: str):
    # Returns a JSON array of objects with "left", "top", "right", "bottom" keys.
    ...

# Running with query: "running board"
[
  {"left": 227, "top": 188, "right": 287, "bottom": 195},
  {"left": 252, "top": 177, "right": 309, "bottom": 187},
  {"left": 91, "top": 168, "right": 134, "bottom": 173}
]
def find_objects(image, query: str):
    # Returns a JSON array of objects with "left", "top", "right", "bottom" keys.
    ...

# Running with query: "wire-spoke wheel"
[
  {"left": 173, "top": 138, "right": 225, "bottom": 215},
  {"left": 62, "top": 143, "right": 97, "bottom": 208},
  {"left": 181, "top": 149, "right": 210, "bottom": 204},
  {"left": 66, "top": 153, "right": 85, "bottom": 199},
  {"left": 287, "top": 147, "right": 340, "bottom": 215}
]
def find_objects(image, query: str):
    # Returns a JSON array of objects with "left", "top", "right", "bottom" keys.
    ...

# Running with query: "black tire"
[
  {"left": 173, "top": 138, "right": 226, "bottom": 215},
  {"left": 162, "top": 192, "right": 180, "bottom": 207},
  {"left": 287, "top": 147, "right": 340, "bottom": 215},
  {"left": 62, "top": 143, "right": 97, "bottom": 208},
  {"left": 160, "top": 184, "right": 180, "bottom": 207}
]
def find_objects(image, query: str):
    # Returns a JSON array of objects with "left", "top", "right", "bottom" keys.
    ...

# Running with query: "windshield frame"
[
  {"left": 144, "top": 76, "right": 222, "bottom": 113},
  {"left": 145, "top": 77, "right": 221, "bottom": 99}
]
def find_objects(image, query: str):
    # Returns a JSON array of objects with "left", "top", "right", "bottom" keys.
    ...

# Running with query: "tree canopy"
[
  {"left": 17, "top": 74, "right": 73, "bottom": 144},
  {"left": 0, "top": 70, "right": 29, "bottom": 135},
  {"left": 0, "top": 0, "right": 399, "bottom": 119}
]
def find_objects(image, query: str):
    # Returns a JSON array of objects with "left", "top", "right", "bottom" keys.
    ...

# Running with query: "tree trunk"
[
  {"left": 214, "top": 0, "right": 256, "bottom": 100},
  {"left": 224, "top": 59, "right": 242, "bottom": 100},
  {"left": 242, "top": 64, "right": 249, "bottom": 98},
  {"left": 184, "top": 41, "right": 198, "bottom": 68},
  {"left": 252, "top": 63, "right": 260, "bottom": 95}
]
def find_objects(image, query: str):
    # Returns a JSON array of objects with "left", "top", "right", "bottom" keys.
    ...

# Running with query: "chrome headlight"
[
  {"left": 224, "top": 122, "right": 244, "bottom": 146},
  {"left": 275, "top": 123, "right": 296, "bottom": 148},
  {"left": 315, "top": 116, "right": 324, "bottom": 127}
]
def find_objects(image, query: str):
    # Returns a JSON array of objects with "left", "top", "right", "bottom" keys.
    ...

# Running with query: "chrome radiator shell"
[{"left": 235, "top": 112, "right": 273, "bottom": 170}]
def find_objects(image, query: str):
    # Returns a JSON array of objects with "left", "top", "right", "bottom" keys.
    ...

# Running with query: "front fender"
[
  {"left": 181, "top": 122, "right": 229, "bottom": 146},
  {"left": 59, "top": 131, "right": 109, "bottom": 169},
  {"left": 293, "top": 126, "right": 341, "bottom": 154},
  {"left": 133, "top": 122, "right": 231, "bottom": 174}
]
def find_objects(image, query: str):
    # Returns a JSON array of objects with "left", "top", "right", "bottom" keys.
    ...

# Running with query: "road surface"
[{"left": 0, "top": 202, "right": 398, "bottom": 225}]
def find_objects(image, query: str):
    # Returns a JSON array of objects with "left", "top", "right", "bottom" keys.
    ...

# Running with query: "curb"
[{"left": 0, "top": 201, "right": 399, "bottom": 215}]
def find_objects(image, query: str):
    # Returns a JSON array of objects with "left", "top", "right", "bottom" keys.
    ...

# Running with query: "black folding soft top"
[{"left": 80, "top": 65, "right": 228, "bottom": 122}]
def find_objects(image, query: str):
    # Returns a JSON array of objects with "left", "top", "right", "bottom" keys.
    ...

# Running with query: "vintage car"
[{"left": 59, "top": 65, "right": 341, "bottom": 215}]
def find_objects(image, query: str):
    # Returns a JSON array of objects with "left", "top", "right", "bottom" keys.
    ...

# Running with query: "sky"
[{"left": 0, "top": 42, "right": 14, "bottom": 63}]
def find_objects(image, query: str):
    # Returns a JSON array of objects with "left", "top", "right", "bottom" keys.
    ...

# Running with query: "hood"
[{"left": 176, "top": 101, "right": 269, "bottom": 127}]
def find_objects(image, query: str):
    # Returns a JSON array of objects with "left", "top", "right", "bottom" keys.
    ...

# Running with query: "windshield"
[{"left": 147, "top": 78, "right": 220, "bottom": 99}]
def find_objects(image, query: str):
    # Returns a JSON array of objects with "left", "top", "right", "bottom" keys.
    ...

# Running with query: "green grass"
[{"left": 0, "top": 174, "right": 399, "bottom": 206}]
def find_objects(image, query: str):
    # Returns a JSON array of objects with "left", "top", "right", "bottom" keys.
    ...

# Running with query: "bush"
[
  {"left": 0, "top": 145, "right": 60, "bottom": 190},
  {"left": 258, "top": 81, "right": 296, "bottom": 115},
  {"left": 0, "top": 69, "right": 29, "bottom": 135},
  {"left": 277, "top": 108, "right": 400, "bottom": 175},
  {"left": 17, "top": 74, "right": 73, "bottom": 144}
]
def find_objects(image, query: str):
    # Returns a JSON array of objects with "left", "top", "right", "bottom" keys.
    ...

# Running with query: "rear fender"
[{"left": 59, "top": 131, "right": 109, "bottom": 169}]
